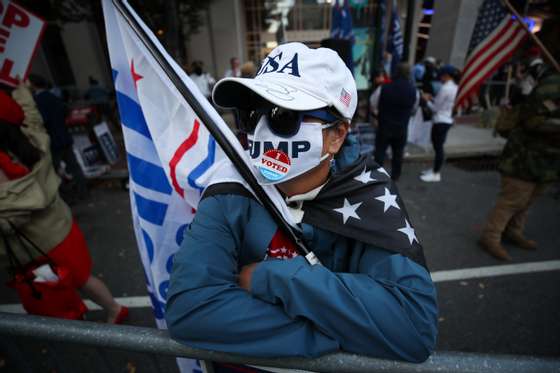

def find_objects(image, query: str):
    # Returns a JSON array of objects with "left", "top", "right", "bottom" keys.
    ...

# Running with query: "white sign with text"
[{"left": 0, "top": 1, "right": 45, "bottom": 87}]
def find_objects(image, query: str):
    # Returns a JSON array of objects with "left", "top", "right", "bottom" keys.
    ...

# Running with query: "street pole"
[
  {"left": 382, "top": 0, "right": 393, "bottom": 55},
  {"left": 403, "top": 0, "right": 416, "bottom": 62},
  {"left": 164, "top": 0, "right": 180, "bottom": 62},
  {"left": 501, "top": 0, "right": 560, "bottom": 73}
]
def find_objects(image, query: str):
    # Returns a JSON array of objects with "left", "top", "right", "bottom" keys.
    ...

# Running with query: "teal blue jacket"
[{"left": 166, "top": 138, "right": 438, "bottom": 362}]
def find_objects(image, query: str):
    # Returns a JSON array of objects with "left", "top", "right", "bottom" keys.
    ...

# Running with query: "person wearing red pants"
[{"left": 0, "top": 82, "right": 128, "bottom": 323}]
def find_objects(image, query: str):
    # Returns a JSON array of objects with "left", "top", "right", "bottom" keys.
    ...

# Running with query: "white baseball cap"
[
  {"left": 529, "top": 57, "right": 543, "bottom": 67},
  {"left": 212, "top": 42, "right": 357, "bottom": 120}
]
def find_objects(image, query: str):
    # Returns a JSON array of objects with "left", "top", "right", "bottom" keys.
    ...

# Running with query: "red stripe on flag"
[
  {"left": 456, "top": 28, "right": 519, "bottom": 106},
  {"left": 456, "top": 28, "right": 526, "bottom": 108},
  {"left": 459, "top": 21, "right": 519, "bottom": 90},
  {"left": 460, "top": 18, "right": 513, "bottom": 78},
  {"left": 457, "top": 22, "right": 524, "bottom": 106},
  {"left": 169, "top": 119, "right": 200, "bottom": 198}
]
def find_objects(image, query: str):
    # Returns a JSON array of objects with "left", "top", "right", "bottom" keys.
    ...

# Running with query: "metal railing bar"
[{"left": 1, "top": 312, "right": 559, "bottom": 373}]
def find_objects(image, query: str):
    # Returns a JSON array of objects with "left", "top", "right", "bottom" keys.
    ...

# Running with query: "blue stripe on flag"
[
  {"left": 127, "top": 153, "right": 173, "bottom": 195},
  {"left": 134, "top": 192, "right": 168, "bottom": 226},
  {"left": 116, "top": 91, "right": 152, "bottom": 139},
  {"left": 141, "top": 229, "right": 154, "bottom": 263},
  {"left": 188, "top": 137, "right": 216, "bottom": 192}
]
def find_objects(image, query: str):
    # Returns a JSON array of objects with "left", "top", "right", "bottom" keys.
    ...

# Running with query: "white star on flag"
[
  {"left": 398, "top": 219, "right": 417, "bottom": 245},
  {"left": 354, "top": 166, "right": 376, "bottom": 184},
  {"left": 375, "top": 187, "right": 400, "bottom": 212},
  {"left": 333, "top": 198, "right": 362, "bottom": 224},
  {"left": 377, "top": 167, "right": 390, "bottom": 177}
]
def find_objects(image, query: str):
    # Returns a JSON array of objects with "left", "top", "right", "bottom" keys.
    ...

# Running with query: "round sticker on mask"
[{"left": 258, "top": 149, "right": 291, "bottom": 182}]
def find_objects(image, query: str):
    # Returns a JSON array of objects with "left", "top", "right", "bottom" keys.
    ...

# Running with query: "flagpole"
[
  {"left": 382, "top": 0, "right": 393, "bottom": 58},
  {"left": 111, "top": 0, "right": 320, "bottom": 265},
  {"left": 501, "top": 0, "right": 560, "bottom": 73}
]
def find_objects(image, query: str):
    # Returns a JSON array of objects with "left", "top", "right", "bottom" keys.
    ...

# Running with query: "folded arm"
[
  {"left": 250, "top": 247, "right": 438, "bottom": 362},
  {"left": 165, "top": 195, "right": 339, "bottom": 358}
]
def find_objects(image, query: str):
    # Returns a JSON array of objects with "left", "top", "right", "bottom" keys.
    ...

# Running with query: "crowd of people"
[
  {"left": 368, "top": 45, "right": 559, "bottom": 264},
  {"left": 369, "top": 57, "right": 460, "bottom": 183}
]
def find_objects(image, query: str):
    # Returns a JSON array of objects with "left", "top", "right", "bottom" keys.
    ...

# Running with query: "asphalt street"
[{"left": 1, "top": 160, "right": 559, "bottom": 372}]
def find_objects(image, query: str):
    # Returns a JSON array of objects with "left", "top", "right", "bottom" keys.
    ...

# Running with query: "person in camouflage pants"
[{"left": 479, "top": 71, "right": 560, "bottom": 260}]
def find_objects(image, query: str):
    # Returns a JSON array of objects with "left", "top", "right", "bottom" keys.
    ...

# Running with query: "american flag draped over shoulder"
[
  {"left": 455, "top": 0, "right": 527, "bottom": 109},
  {"left": 302, "top": 156, "right": 426, "bottom": 267}
]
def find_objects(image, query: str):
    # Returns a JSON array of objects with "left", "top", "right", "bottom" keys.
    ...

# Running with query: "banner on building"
[
  {"left": 352, "top": 27, "right": 371, "bottom": 90},
  {"left": 0, "top": 1, "right": 46, "bottom": 87}
]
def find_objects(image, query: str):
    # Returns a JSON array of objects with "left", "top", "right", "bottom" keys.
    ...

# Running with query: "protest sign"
[{"left": 0, "top": 1, "right": 46, "bottom": 87}]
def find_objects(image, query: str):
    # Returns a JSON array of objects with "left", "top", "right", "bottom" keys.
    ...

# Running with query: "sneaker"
[
  {"left": 420, "top": 171, "right": 441, "bottom": 182},
  {"left": 420, "top": 168, "right": 433, "bottom": 175}
]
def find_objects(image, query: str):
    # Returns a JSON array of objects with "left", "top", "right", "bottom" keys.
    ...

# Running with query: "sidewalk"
[
  {"left": 355, "top": 119, "right": 506, "bottom": 162},
  {"left": 405, "top": 123, "right": 506, "bottom": 161}
]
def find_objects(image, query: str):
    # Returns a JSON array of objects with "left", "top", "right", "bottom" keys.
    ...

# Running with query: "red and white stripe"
[
  {"left": 456, "top": 17, "right": 527, "bottom": 109},
  {"left": 340, "top": 88, "right": 351, "bottom": 107}
]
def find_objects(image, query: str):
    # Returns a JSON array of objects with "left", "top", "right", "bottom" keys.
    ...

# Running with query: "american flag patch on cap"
[{"left": 340, "top": 88, "right": 351, "bottom": 107}]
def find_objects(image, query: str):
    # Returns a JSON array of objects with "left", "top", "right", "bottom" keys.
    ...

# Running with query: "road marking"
[
  {"left": 431, "top": 260, "right": 560, "bottom": 283},
  {"left": 0, "top": 260, "right": 559, "bottom": 313}
]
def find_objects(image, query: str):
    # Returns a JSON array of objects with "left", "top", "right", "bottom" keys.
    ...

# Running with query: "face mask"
[{"left": 248, "top": 116, "right": 332, "bottom": 185}]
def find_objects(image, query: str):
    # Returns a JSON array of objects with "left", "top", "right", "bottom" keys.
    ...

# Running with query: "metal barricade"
[{"left": 0, "top": 312, "right": 559, "bottom": 373}]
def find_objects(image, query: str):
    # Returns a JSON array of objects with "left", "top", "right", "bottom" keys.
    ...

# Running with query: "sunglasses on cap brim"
[{"left": 235, "top": 106, "right": 345, "bottom": 138}]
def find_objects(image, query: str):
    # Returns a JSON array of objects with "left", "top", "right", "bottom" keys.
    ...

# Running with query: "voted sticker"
[{"left": 258, "top": 149, "right": 291, "bottom": 181}]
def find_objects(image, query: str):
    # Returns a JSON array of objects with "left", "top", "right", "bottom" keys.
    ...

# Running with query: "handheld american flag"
[
  {"left": 101, "top": 0, "right": 305, "bottom": 335},
  {"left": 455, "top": 0, "right": 527, "bottom": 109}
]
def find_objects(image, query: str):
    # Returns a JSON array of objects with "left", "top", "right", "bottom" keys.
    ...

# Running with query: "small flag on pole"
[{"left": 455, "top": 0, "right": 527, "bottom": 109}]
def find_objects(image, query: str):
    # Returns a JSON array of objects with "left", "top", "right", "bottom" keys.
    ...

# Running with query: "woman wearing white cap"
[{"left": 166, "top": 43, "right": 438, "bottom": 368}]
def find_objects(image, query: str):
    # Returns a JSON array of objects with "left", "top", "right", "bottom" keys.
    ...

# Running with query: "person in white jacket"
[{"left": 420, "top": 65, "right": 459, "bottom": 182}]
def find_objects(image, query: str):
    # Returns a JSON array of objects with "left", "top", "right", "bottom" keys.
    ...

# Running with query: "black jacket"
[
  {"left": 33, "top": 90, "right": 72, "bottom": 152},
  {"left": 378, "top": 77, "right": 417, "bottom": 133}
]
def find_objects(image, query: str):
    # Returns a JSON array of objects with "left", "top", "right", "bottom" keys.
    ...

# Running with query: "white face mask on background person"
[{"left": 247, "top": 117, "right": 333, "bottom": 185}]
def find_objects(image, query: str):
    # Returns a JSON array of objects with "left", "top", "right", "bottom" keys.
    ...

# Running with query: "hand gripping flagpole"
[{"left": 111, "top": 0, "right": 320, "bottom": 266}]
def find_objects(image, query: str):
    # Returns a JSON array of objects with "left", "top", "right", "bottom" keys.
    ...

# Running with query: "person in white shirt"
[
  {"left": 420, "top": 65, "right": 459, "bottom": 182},
  {"left": 224, "top": 57, "right": 241, "bottom": 78},
  {"left": 189, "top": 61, "right": 216, "bottom": 101}
]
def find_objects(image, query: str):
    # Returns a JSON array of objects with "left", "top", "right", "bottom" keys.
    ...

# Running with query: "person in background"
[
  {"left": 84, "top": 76, "right": 110, "bottom": 104},
  {"left": 189, "top": 61, "right": 216, "bottom": 101},
  {"left": 368, "top": 68, "right": 392, "bottom": 127},
  {"left": 413, "top": 61, "right": 426, "bottom": 84},
  {"left": 370, "top": 63, "right": 418, "bottom": 181},
  {"left": 85, "top": 76, "right": 112, "bottom": 121},
  {"left": 382, "top": 51, "right": 393, "bottom": 77},
  {"left": 479, "top": 68, "right": 560, "bottom": 261},
  {"left": 0, "top": 82, "right": 128, "bottom": 323},
  {"left": 27, "top": 74, "right": 88, "bottom": 200},
  {"left": 511, "top": 52, "right": 545, "bottom": 106},
  {"left": 240, "top": 61, "right": 257, "bottom": 78},
  {"left": 420, "top": 65, "right": 459, "bottom": 183},
  {"left": 421, "top": 56, "right": 438, "bottom": 96},
  {"left": 224, "top": 57, "right": 241, "bottom": 78}
]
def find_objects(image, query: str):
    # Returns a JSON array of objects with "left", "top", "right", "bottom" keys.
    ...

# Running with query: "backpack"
[{"left": 494, "top": 106, "right": 521, "bottom": 138}]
